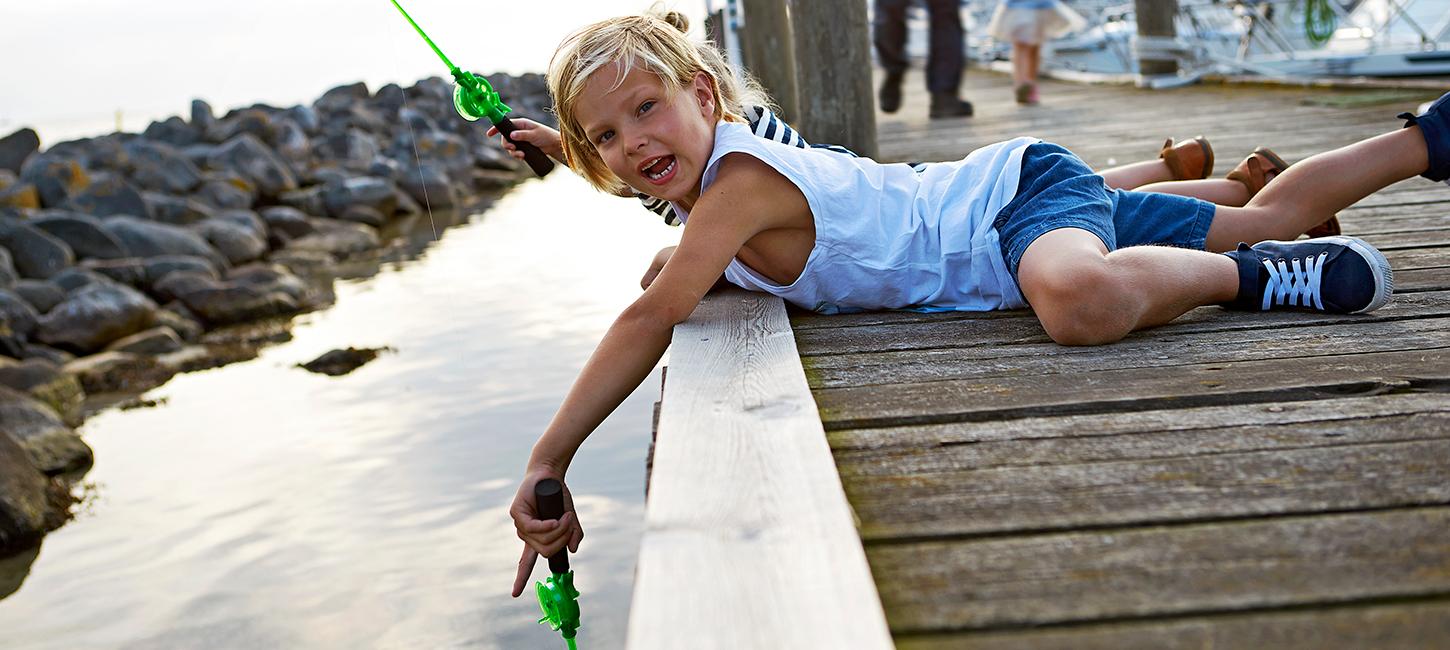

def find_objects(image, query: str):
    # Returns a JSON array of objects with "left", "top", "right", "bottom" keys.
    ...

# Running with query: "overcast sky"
[{"left": 1, "top": 0, "right": 708, "bottom": 144}]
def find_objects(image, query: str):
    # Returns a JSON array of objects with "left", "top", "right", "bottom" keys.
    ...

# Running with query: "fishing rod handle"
[
  {"left": 494, "top": 117, "right": 556, "bottom": 177},
  {"left": 534, "top": 478, "right": 571, "bottom": 574}
]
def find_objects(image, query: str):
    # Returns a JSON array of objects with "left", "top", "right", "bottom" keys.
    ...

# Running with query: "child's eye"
[
  {"left": 638, "top": 101, "right": 654, "bottom": 115},
  {"left": 596, "top": 130, "right": 614, "bottom": 145}
]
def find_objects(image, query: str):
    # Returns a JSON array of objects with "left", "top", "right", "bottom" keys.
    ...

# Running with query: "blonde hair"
[{"left": 548, "top": 10, "right": 773, "bottom": 194}]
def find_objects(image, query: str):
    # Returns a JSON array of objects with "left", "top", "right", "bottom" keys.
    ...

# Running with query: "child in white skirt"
[{"left": 987, "top": 0, "right": 1087, "bottom": 105}]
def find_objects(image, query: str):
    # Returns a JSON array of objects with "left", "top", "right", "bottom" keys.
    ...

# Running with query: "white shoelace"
[{"left": 1262, "top": 253, "right": 1327, "bottom": 310}]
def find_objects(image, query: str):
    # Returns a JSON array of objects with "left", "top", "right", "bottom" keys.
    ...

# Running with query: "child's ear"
[{"left": 691, "top": 71, "right": 716, "bottom": 117}]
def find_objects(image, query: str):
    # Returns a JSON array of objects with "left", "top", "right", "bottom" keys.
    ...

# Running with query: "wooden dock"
[
  {"left": 787, "top": 73, "right": 1450, "bottom": 647},
  {"left": 631, "top": 70, "right": 1450, "bottom": 647}
]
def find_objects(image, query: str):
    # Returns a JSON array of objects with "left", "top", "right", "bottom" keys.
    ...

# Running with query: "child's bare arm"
[{"left": 509, "top": 155, "right": 802, "bottom": 595}]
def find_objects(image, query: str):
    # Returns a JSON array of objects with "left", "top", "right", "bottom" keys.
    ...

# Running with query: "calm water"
[{"left": 0, "top": 172, "right": 681, "bottom": 649}]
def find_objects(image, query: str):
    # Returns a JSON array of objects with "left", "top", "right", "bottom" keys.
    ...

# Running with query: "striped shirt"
[{"left": 638, "top": 105, "right": 858, "bottom": 226}]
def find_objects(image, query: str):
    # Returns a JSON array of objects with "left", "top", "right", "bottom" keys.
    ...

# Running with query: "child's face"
[{"left": 575, "top": 62, "right": 717, "bottom": 210}]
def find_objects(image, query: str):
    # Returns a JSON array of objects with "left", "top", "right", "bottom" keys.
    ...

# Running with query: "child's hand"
[
  {"left": 509, "top": 471, "right": 583, "bottom": 597},
  {"left": 486, "top": 119, "right": 564, "bottom": 162},
  {"left": 640, "top": 245, "right": 677, "bottom": 290}
]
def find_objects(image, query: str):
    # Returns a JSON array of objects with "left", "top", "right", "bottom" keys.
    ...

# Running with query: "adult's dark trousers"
[{"left": 873, "top": 0, "right": 964, "bottom": 95}]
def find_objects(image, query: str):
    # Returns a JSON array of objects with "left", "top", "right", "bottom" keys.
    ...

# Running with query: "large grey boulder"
[
  {"left": 227, "top": 263, "right": 309, "bottom": 302},
  {"left": 62, "top": 173, "right": 151, "bottom": 219},
  {"left": 411, "top": 130, "right": 474, "bottom": 176},
  {"left": 104, "top": 326, "right": 183, "bottom": 355},
  {"left": 259, "top": 206, "right": 316, "bottom": 242},
  {"left": 171, "top": 279, "right": 299, "bottom": 326},
  {"left": 61, "top": 351, "right": 172, "bottom": 395},
  {"left": 285, "top": 219, "right": 379, "bottom": 257},
  {"left": 321, "top": 176, "right": 396, "bottom": 218},
  {"left": 79, "top": 258, "right": 145, "bottom": 287},
  {"left": 212, "top": 209, "right": 267, "bottom": 239},
  {"left": 278, "top": 186, "right": 325, "bottom": 216},
  {"left": 141, "top": 255, "right": 218, "bottom": 288},
  {"left": 191, "top": 218, "right": 266, "bottom": 265},
  {"left": 0, "top": 128, "right": 40, "bottom": 175},
  {"left": 0, "top": 290, "right": 40, "bottom": 338},
  {"left": 315, "top": 129, "right": 379, "bottom": 171},
  {"left": 34, "top": 283, "right": 157, "bottom": 353},
  {"left": 193, "top": 177, "right": 254, "bottom": 210},
  {"left": 0, "top": 357, "right": 83, "bottom": 425},
  {"left": 191, "top": 99, "right": 217, "bottom": 135},
  {"left": 206, "top": 134, "right": 298, "bottom": 200},
  {"left": 101, "top": 216, "right": 227, "bottom": 269},
  {"left": 0, "top": 428, "right": 70, "bottom": 554},
  {"left": 19, "top": 154, "right": 89, "bottom": 208},
  {"left": 398, "top": 162, "right": 459, "bottom": 208},
  {"left": 144, "top": 191, "right": 214, "bottom": 225},
  {"left": 0, "top": 220, "right": 75, "bottom": 279},
  {"left": 0, "top": 384, "right": 91, "bottom": 474},
  {"left": 141, "top": 116, "right": 202, "bottom": 148},
  {"left": 49, "top": 267, "right": 114, "bottom": 293},
  {"left": 12, "top": 280, "right": 63, "bottom": 314},
  {"left": 30, "top": 211, "right": 130, "bottom": 260}
]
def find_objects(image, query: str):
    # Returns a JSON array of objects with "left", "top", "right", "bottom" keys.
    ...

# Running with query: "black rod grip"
[
  {"left": 534, "top": 478, "right": 571, "bottom": 574},
  {"left": 494, "top": 117, "right": 556, "bottom": 177}
]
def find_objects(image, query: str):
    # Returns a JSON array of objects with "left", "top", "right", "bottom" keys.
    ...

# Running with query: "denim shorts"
[{"left": 993, "top": 142, "right": 1217, "bottom": 281}]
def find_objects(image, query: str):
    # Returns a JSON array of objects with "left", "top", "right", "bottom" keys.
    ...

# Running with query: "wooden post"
[
  {"left": 1134, "top": 0, "right": 1180, "bottom": 77},
  {"left": 738, "top": 0, "right": 800, "bottom": 123},
  {"left": 703, "top": 8, "right": 727, "bottom": 53},
  {"left": 786, "top": 0, "right": 878, "bottom": 158}
]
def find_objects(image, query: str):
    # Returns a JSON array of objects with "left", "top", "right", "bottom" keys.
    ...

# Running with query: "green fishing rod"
[
  {"left": 533, "top": 479, "right": 582, "bottom": 649},
  {"left": 387, "top": 0, "right": 556, "bottom": 177}
]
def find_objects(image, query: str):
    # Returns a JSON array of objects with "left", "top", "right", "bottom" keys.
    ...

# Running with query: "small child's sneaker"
[
  {"left": 1400, "top": 91, "right": 1450, "bottom": 182},
  {"left": 1222, "top": 236, "right": 1393, "bottom": 314}
]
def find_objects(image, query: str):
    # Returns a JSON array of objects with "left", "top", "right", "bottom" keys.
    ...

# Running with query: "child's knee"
[{"left": 1021, "top": 258, "right": 1134, "bottom": 344}]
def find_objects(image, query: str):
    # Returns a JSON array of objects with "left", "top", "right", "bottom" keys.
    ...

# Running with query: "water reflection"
[{"left": 0, "top": 171, "right": 681, "bottom": 649}]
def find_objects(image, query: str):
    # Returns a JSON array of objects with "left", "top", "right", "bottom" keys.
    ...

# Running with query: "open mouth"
[{"left": 640, "top": 155, "right": 677, "bottom": 184}]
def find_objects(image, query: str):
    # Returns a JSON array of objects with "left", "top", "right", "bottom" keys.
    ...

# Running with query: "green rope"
[{"left": 1305, "top": 0, "right": 1337, "bottom": 46}]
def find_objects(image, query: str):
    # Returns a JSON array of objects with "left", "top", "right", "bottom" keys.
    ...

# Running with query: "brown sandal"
[
  {"left": 1227, "top": 147, "right": 1341, "bottom": 238},
  {"left": 1159, "top": 136, "right": 1214, "bottom": 181},
  {"left": 1226, "top": 147, "right": 1290, "bottom": 195}
]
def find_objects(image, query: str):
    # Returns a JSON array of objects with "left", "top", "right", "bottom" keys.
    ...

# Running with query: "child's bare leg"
[
  {"left": 1026, "top": 44, "right": 1041, "bottom": 83},
  {"left": 1137, "top": 178, "right": 1251, "bottom": 206},
  {"left": 1098, "top": 160, "right": 1172, "bottom": 189},
  {"left": 1204, "top": 127, "right": 1430, "bottom": 251},
  {"left": 1018, "top": 228, "right": 1238, "bottom": 345}
]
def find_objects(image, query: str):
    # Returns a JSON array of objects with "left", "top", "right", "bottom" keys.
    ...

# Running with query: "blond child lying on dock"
[{"left": 507, "top": 11, "right": 1447, "bottom": 596}]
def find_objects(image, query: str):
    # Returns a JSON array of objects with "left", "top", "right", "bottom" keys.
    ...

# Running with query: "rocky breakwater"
[{"left": 0, "top": 73, "right": 553, "bottom": 558}]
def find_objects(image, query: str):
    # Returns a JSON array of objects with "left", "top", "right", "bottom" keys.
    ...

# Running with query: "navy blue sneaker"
[
  {"left": 1222, "top": 236, "right": 1393, "bottom": 314},
  {"left": 1400, "top": 91, "right": 1450, "bottom": 183}
]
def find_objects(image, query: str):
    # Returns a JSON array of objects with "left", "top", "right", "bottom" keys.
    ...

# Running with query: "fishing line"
[{"left": 385, "top": 7, "right": 440, "bottom": 242}]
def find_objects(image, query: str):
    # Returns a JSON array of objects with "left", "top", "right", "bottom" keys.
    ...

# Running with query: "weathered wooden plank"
[
  {"left": 627, "top": 289, "right": 892, "bottom": 649},
  {"left": 827, "top": 392, "right": 1450, "bottom": 452},
  {"left": 867, "top": 507, "right": 1450, "bottom": 632},
  {"left": 814, "top": 348, "right": 1450, "bottom": 429},
  {"left": 807, "top": 317, "right": 1450, "bottom": 389},
  {"left": 846, "top": 437, "right": 1450, "bottom": 540},
  {"left": 833, "top": 398, "right": 1450, "bottom": 474},
  {"left": 1399, "top": 266, "right": 1450, "bottom": 292},
  {"left": 895, "top": 600, "right": 1450, "bottom": 650},
  {"left": 795, "top": 291, "right": 1450, "bottom": 357}
]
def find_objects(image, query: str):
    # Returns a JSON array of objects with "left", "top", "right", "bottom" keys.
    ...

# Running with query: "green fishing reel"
[
  {"left": 451, "top": 70, "right": 510, "bottom": 125},
  {"left": 535, "top": 569, "right": 581, "bottom": 640},
  {"left": 534, "top": 478, "right": 582, "bottom": 647}
]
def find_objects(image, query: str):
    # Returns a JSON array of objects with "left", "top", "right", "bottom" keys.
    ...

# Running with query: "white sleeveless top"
[{"left": 671, "top": 121, "right": 1036, "bottom": 313}]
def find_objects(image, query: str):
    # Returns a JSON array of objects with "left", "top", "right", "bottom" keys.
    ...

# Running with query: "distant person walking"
[
  {"left": 873, "top": 0, "right": 975, "bottom": 118},
  {"left": 987, "top": 0, "right": 1086, "bottom": 105}
]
